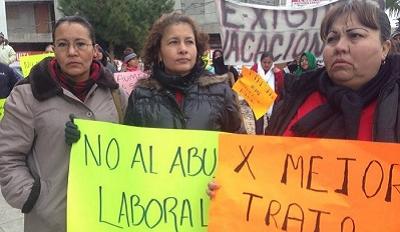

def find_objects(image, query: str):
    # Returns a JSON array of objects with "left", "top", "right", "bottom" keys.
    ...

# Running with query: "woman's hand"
[
  {"left": 206, "top": 181, "right": 221, "bottom": 199},
  {"left": 65, "top": 114, "right": 81, "bottom": 145}
]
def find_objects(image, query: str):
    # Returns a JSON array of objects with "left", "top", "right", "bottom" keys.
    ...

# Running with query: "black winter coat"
[
  {"left": 267, "top": 55, "right": 400, "bottom": 143},
  {"left": 124, "top": 72, "right": 245, "bottom": 133},
  {"left": 0, "top": 62, "right": 20, "bottom": 98}
]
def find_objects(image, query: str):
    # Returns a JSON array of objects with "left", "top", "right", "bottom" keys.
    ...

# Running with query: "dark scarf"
[
  {"left": 213, "top": 57, "right": 229, "bottom": 75},
  {"left": 291, "top": 61, "right": 391, "bottom": 139},
  {"left": 152, "top": 63, "right": 204, "bottom": 92},
  {"left": 48, "top": 58, "right": 101, "bottom": 101}
]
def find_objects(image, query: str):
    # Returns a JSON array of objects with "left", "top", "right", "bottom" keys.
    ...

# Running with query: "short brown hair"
[
  {"left": 320, "top": 0, "right": 391, "bottom": 42},
  {"left": 141, "top": 12, "right": 209, "bottom": 70}
]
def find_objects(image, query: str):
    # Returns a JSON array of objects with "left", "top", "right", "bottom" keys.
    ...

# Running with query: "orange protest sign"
[
  {"left": 209, "top": 134, "right": 400, "bottom": 231},
  {"left": 233, "top": 66, "right": 277, "bottom": 119}
]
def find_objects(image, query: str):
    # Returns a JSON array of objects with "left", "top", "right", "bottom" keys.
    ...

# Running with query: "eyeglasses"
[{"left": 54, "top": 41, "right": 94, "bottom": 52}]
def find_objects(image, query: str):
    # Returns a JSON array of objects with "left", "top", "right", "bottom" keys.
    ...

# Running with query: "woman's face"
[
  {"left": 159, "top": 22, "right": 197, "bottom": 76},
  {"left": 127, "top": 57, "right": 139, "bottom": 68},
  {"left": 261, "top": 56, "right": 273, "bottom": 72},
  {"left": 94, "top": 46, "right": 103, "bottom": 61},
  {"left": 300, "top": 55, "right": 309, "bottom": 70},
  {"left": 54, "top": 22, "right": 95, "bottom": 82},
  {"left": 214, "top": 51, "right": 223, "bottom": 59},
  {"left": 323, "top": 13, "right": 390, "bottom": 90}
]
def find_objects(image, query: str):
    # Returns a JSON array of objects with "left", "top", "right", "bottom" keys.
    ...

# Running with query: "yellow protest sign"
[
  {"left": 67, "top": 119, "right": 218, "bottom": 232},
  {"left": 209, "top": 134, "right": 400, "bottom": 231},
  {"left": 233, "top": 66, "right": 277, "bottom": 119},
  {"left": 19, "top": 53, "right": 54, "bottom": 77},
  {"left": 0, "top": 98, "right": 5, "bottom": 120}
]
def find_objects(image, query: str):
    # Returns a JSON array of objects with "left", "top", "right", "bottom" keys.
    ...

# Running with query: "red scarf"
[
  {"left": 48, "top": 58, "right": 101, "bottom": 102},
  {"left": 126, "top": 65, "right": 139, "bottom": 72}
]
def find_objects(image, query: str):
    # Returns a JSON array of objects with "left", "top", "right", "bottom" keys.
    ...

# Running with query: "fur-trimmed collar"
[
  {"left": 137, "top": 73, "right": 229, "bottom": 90},
  {"left": 18, "top": 57, "right": 118, "bottom": 101}
]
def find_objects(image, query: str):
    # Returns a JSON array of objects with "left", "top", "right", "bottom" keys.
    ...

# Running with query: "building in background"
[
  {"left": 1, "top": 0, "right": 62, "bottom": 54},
  {"left": 174, "top": 0, "right": 286, "bottom": 49}
]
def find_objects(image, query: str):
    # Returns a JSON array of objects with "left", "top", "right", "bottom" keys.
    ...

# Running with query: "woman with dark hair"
[
  {"left": 211, "top": 49, "right": 239, "bottom": 85},
  {"left": 121, "top": 51, "right": 140, "bottom": 72},
  {"left": 294, "top": 51, "right": 317, "bottom": 76},
  {"left": 124, "top": 12, "right": 245, "bottom": 133},
  {"left": 250, "top": 51, "right": 284, "bottom": 135},
  {"left": 94, "top": 45, "right": 117, "bottom": 73},
  {"left": 0, "top": 15, "right": 127, "bottom": 232},
  {"left": 208, "top": 0, "right": 400, "bottom": 198},
  {"left": 267, "top": 0, "right": 398, "bottom": 141}
]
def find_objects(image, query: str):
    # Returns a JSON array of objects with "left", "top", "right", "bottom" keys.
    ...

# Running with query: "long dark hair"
[{"left": 212, "top": 49, "right": 229, "bottom": 75}]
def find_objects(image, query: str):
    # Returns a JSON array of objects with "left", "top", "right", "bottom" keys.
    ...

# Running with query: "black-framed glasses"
[{"left": 54, "top": 41, "right": 94, "bottom": 52}]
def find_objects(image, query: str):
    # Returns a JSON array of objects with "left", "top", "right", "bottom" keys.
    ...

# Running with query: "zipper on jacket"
[{"left": 165, "top": 90, "right": 187, "bottom": 129}]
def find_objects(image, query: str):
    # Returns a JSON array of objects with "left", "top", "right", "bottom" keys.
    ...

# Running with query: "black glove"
[{"left": 65, "top": 114, "right": 81, "bottom": 145}]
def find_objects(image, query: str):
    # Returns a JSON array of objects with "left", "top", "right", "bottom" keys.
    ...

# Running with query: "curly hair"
[{"left": 141, "top": 12, "right": 209, "bottom": 70}]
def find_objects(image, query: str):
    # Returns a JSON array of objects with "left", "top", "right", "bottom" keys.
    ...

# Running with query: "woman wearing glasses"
[{"left": 0, "top": 16, "right": 127, "bottom": 232}]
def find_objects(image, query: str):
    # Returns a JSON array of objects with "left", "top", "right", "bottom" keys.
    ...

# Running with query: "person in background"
[
  {"left": 0, "top": 62, "right": 20, "bottom": 98},
  {"left": 124, "top": 12, "right": 245, "bottom": 133},
  {"left": 389, "top": 37, "right": 400, "bottom": 55},
  {"left": 294, "top": 51, "right": 317, "bottom": 76},
  {"left": 123, "top": 47, "right": 134, "bottom": 56},
  {"left": 391, "top": 28, "right": 400, "bottom": 42},
  {"left": 94, "top": 45, "right": 117, "bottom": 73},
  {"left": 0, "top": 32, "right": 16, "bottom": 65},
  {"left": 45, "top": 44, "right": 54, "bottom": 53},
  {"left": 211, "top": 49, "right": 239, "bottom": 86},
  {"left": 285, "top": 56, "right": 299, "bottom": 74},
  {"left": 250, "top": 51, "right": 284, "bottom": 135},
  {"left": 389, "top": 29, "right": 400, "bottom": 55},
  {"left": 121, "top": 51, "right": 139, "bottom": 72},
  {"left": 0, "top": 15, "right": 127, "bottom": 232}
]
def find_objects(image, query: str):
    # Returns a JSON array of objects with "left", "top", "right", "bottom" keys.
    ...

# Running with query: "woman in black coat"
[{"left": 124, "top": 12, "right": 245, "bottom": 133}]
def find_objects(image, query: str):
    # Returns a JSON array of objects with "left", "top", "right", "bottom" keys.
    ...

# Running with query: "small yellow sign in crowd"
[
  {"left": 233, "top": 66, "right": 277, "bottom": 119},
  {"left": 19, "top": 53, "right": 55, "bottom": 77},
  {"left": 0, "top": 98, "right": 5, "bottom": 120}
]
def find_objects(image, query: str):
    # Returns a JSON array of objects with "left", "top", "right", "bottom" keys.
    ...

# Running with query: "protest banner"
[
  {"left": 114, "top": 71, "right": 148, "bottom": 94},
  {"left": 232, "top": 66, "right": 277, "bottom": 119},
  {"left": 0, "top": 98, "right": 5, "bottom": 120},
  {"left": 214, "top": 0, "right": 339, "bottom": 65},
  {"left": 19, "top": 53, "right": 55, "bottom": 77},
  {"left": 67, "top": 119, "right": 218, "bottom": 232},
  {"left": 209, "top": 134, "right": 400, "bottom": 231},
  {"left": 289, "top": 0, "right": 335, "bottom": 8}
]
